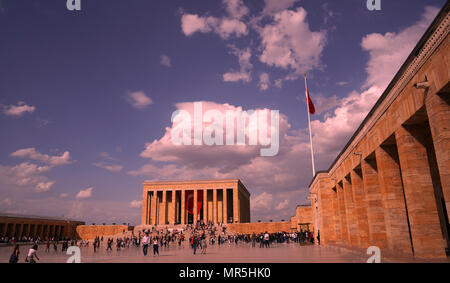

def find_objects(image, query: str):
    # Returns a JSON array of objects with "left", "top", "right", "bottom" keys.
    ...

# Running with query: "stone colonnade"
[
  {"left": 0, "top": 216, "right": 84, "bottom": 239},
  {"left": 142, "top": 179, "right": 251, "bottom": 225},
  {"left": 310, "top": 16, "right": 450, "bottom": 259}
]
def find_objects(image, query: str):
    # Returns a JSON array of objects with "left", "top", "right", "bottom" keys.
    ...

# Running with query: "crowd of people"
[
  {"left": 0, "top": 235, "right": 71, "bottom": 245},
  {"left": 5, "top": 222, "right": 320, "bottom": 263}
]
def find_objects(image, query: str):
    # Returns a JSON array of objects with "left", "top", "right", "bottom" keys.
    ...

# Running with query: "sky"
[{"left": 0, "top": 0, "right": 447, "bottom": 225}]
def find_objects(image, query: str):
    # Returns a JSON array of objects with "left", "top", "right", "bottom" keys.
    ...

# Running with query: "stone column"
[
  {"left": 336, "top": 182, "right": 349, "bottom": 245},
  {"left": 151, "top": 191, "right": 157, "bottom": 225},
  {"left": 375, "top": 146, "right": 413, "bottom": 255},
  {"left": 318, "top": 185, "right": 337, "bottom": 245},
  {"left": 396, "top": 125, "right": 447, "bottom": 258},
  {"left": 171, "top": 190, "right": 176, "bottom": 225},
  {"left": 0, "top": 223, "right": 6, "bottom": 237},
  {"left": 161, "top": 190, "right": 167, "bottom": 225},
  {"left": 193, "top": 189, "right": 198, "bottom": 224},
  {"left": 343, "top": 177, "right": 358, "bottom": 246},
  {"left": 233, "top": 187, "right": 239, "bottom": 223},
  {"left": 17, "top": 224, "right": 23, "bottom": 238},
  {"left": 213, "top": 189, "right": 218, "bottom": 224},
  {"left": 181, "top": 190, "right": 186, "bottom": 225},
  {"left": 426, "top": 89, "right": 450, "bottom": 217},
  {"left": 361, "top": 158, "right": 388, "bottom": 249},
  {"left": 11, "top": 223, "right": 16, "bottom": 238},
  {"left": 45, "top": 225, "right": 50, "bottom": 238},
  {"left": 331, "top": 188, "right": 342, "bottom": 244},
  {"left": 203, "top": 189, "right": 207, "bottom": 223},
  {"left": 350, "top": 169, "right": 370, "bottom": 248},
  {"left": 223, "top": 189, "right": 228, "bottom": 224},
  {"left": 142, "top": 190, "right": 148, "bottom": 225},
  {"left": 33, "top": 224, "right": 38, "bottom": 238}
]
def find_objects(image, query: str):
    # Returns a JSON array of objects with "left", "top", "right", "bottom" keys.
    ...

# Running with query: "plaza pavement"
[{"left": 1, "top": 242, "right": 448, "bottom": 263}]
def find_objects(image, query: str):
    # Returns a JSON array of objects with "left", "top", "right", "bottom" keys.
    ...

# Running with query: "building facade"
[
  {"left": 142, "top": 179, "right": 250, "bottom": 225},
  {"left": 309, "top": 5, "right": 450, "bottom": 258},
  {"left": 0, "top": 214, "right": 85, "bottom": 239},
  {"left": 290, "top": 205, "right": 314, "bottom": 232}
]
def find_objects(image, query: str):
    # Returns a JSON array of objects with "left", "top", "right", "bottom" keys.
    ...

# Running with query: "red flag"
[
  {"left": 305, "top": 86, "right": 316, "bottom": 115},
  {"left": 185, "top": 190, "right": 203, "bottom": 215}
]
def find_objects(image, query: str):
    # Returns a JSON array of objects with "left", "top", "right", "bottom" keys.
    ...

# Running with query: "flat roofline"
[
  {"left": 143, "top": 179, "right": 251, "bottom": 196},
  {"left": 143, "top": 179, "right": 240, "bottom": 184},
  {"left": 317, "top": 2, "right": 450, "bottom": 181},
  {"left": 0, "top": 213, "right": 85, "bottom": 223}
]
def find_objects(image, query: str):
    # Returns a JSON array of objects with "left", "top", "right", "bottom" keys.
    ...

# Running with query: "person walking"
[
  {"left": 45, "top": 240, "right": 50, "bottom": 252},
  {"left": 106, "top": 238, "right": 113, "bottom": 251},
  {"left": 142, "top": 233, "right": 150, "bottom": 256},
  {"left": 25, "top": 244, "right": 39, "bottom": 263},
  {"left": 9, "top": 244, "right": 20, "bottom": 263},
  {"left": 152, "top": 237, "right": 159, "bottom": 256},
  {"left": 201, "top": 236, "right": 207, "bottom": 255},
  {"left": 264, "top": 232, "right": 270, "bottom": 248},
  {"left": 193, "top": 235, "right": 199, "bottom": 255},
  {"left": 317, "top": 230, "right": 321, "bottom": 245}
]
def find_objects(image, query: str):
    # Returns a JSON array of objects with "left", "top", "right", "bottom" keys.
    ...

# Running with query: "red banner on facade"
[{"left": 185, "top": 190, "right": 203, "bottom": 215}]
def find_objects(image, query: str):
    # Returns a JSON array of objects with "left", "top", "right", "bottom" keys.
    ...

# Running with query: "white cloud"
[
  {"left": 129, "top": 200, "right": 142, "bottom": 208},
  {"left": 134, "top": 101, "right": 293, "bottom": 169},
  {"left": 180, "top": 1, "right": 249, "bottom": 40},
  {"left": 216, "top": 18, "right": 248, "bottom": 39},
  {"left": 76, "top": 187, "right": 93, "bottom": 199},
  {"left": 361, "top": 6, "right": 439, "bottom": 89},
  {"left": 99, "top": 152, "right": 119, "bottom": 161},
  {"left": 34, "top": 181, "right": 55, "bottom": 193},
  {"left": 181, "top": 1, "right": 325, "bottom": 89},
  {"left": 1, "top": 148, "right": 72, "bottom": 195},
  {"left": 2, "top": 101, "right": 35, "bottom": 117},
  {"left": 223, "top": 72, "right": 251, "bottom": 83},
  {"left": 92, "top": 162, "right": 123, "bottom": 172},
  {"left": 258, "top": 7, "right": 327, "bottom": 76},
  {"left": 126, "top": 91, "right": 153, "bottom": 110},
  {"left": 59, "top": 193, "right": 69, "bottom": 198},
  {"left": 160, "top": 54, "right": 172, "bottom": 68},
  {"left": 223, "top": 0, "right": 249, "bottom": 19},
  {"left": 252, "top": 192, "right": 274, "bottom": 211},
  {"left": 258, "top": 73, "right": 270, "bottom": 91},
  {"left": 181, "top": 14, "right": 215, "bottom": 36},
  {"left": 223, "top": 46, "right": 253, "bottom": 83},
  {"left": 310, "top": 7, "right": 438, "bottom": 159},
  {"left": 275, "top": 199, "right": 289, "bottom": 211},
  {"left": 0, "top": 162, "right": 51, "bottom": 188},
  {"left": 10, "top": 148, "right": 73, "bottom": 166}
]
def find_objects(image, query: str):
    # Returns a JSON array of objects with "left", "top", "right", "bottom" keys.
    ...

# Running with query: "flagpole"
[{"left": 304, "top": 73, "right": 316, "bottom": 177}]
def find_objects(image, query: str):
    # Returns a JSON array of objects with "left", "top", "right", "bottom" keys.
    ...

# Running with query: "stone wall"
[
  {"left": 289, "top": 206, "right": 314, "bottom": 232},
  {"left": 76, "top": 225, "right": 133, "bottom": 240},
  {"left": 227, "top": 222, "right": 292, "bottom": 234}
]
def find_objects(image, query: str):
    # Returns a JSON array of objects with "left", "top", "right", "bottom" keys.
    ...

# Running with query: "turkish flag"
[
  {"left": 185, "top": 191, "right": 203, "bottom": 215},
  {"left": 306, "top": 88, "right": 316, "bottom": 115}
]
